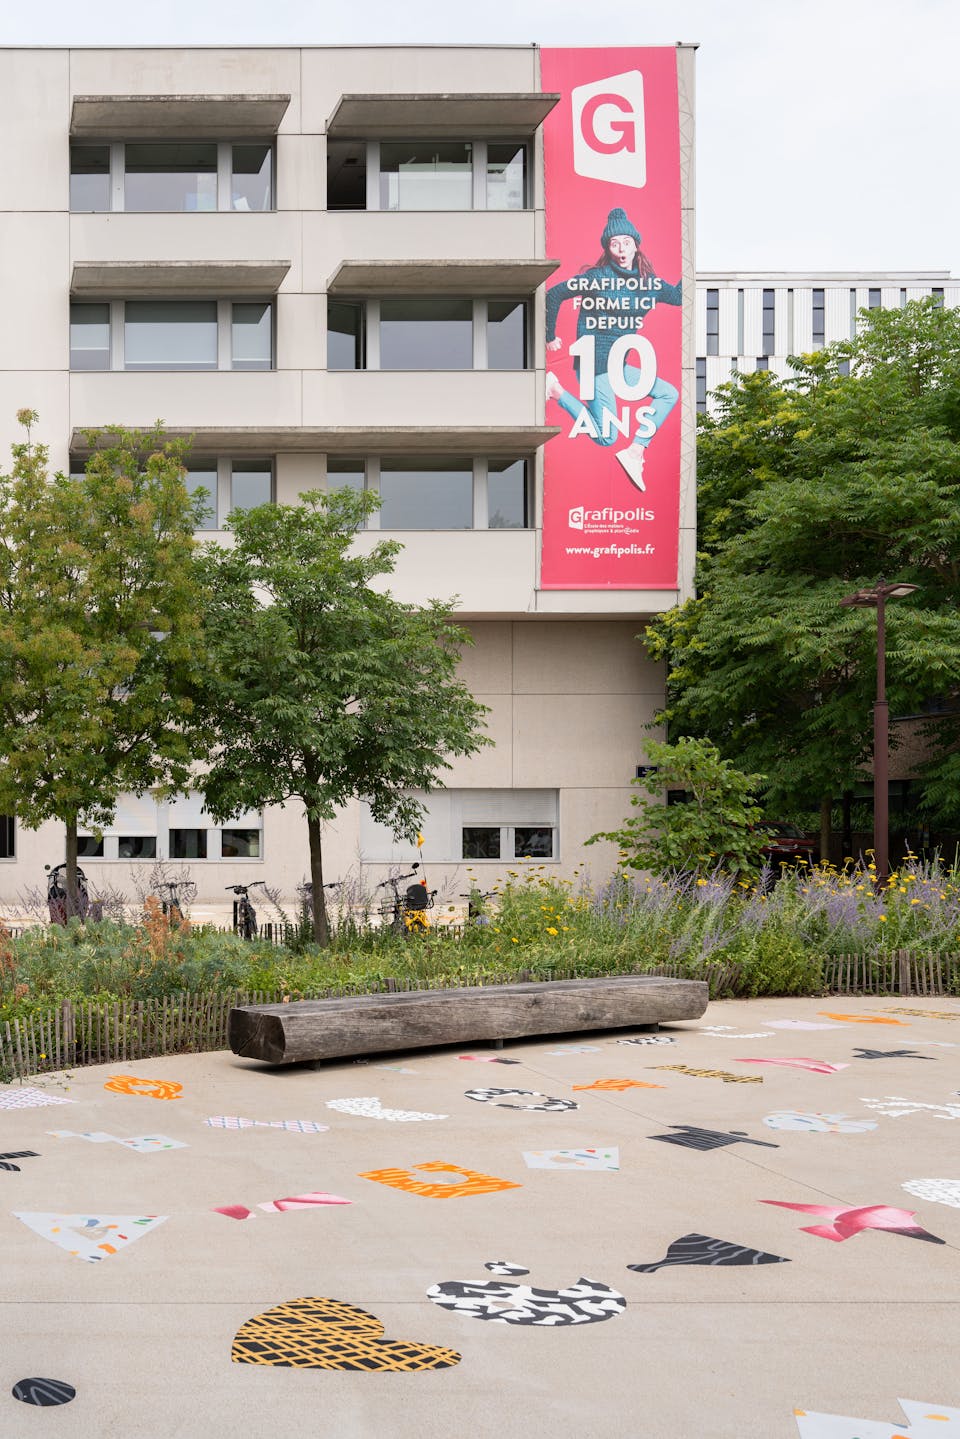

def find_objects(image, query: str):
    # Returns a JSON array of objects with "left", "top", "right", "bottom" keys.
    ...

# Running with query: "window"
[
  {"left": 76, "top": 836, "right": 105, "bottom": 858},
  {"left": 705, "top": 289, "right": 719, "bottom": 356},
  {"left": 75, "top": 792, "right": 261, "bottom": 860},
  {"left": 379, "top": 458, "right": 473, "bottom": 530},
  {"left": 514, "top": 826, "right": 554, "bottom": 859},
  {"left": 118, "top": 836, "right": 157, "bottom": 859},
  {"left": 326, "top": 458, "right": 365, "bottom": 494},
  {"left": 487, "top": 458, "right": 528, "bottom": 529},
  {"left": 761, "top": 289, "right": 775, "bottom": 355},
  {"left": 327, "top": 301, "right": 365, "bottom": 370},
  {"left": 328, "top": 139, "right": 528, "bottom": 212},
  {"left": 70, "top": 302, "right": 111, "bottom": 370},
  {"left": 70, "top": 300, "right": 275, "bottom": 372},
  {"left": 331, "top": 299, "right": 531, "bottom": 372},
  {"left": 868, "top": 288, "right": 882, "bottom": 309},
  {"left": 462, "top": 826, "right": 501, "bottom": 860},
  {"left": 932, "top": 287, "right": 944, "bottom": 307},
  {"left": 221, "top": 828, "right": 261, "bottom": 858},
  {"left": 360, "top": 788, "right": 558, "bottom": 862},
  {"left": 755, "top": 355, "right": 769, "bottom": 370},
  {"left": 812, "top": 288, "right": 825, "bottom": 348},
  {"left": 170, "top": 828, "right": 207, "bottom": 860},
  {"left": 184, "top": 466, "right": 218, "bottom": 529},
  {"left": 900, "top": 287, "right": 908, "bottom": 308},
  {"left": 69, "top": 141, "right": 276, "bottom": 212},
  {"left": 230, "top": 460, "right": 272, "bottom": 513},
  {"left": 695, "top": 356, "right": 707, "bottom": 413},
  {"left": 69, "top": 144, "right": 110, "bottom": 211},
  {"left": 0, "top": 815, "right": 14, "bottom": 859}
]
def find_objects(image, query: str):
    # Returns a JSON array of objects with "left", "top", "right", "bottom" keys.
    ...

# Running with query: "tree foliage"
[
  {"left": 586, "top": 736, "right": 766, "bottom": 877},
  {"left": 0, "top": 417, "right": 210, "bottom": 907},
  {"left": 646, "top": 299, "right": 960, "bottom": 839},
  {"left": 197, "top": 489, "right": 491, "bottom": 944}
]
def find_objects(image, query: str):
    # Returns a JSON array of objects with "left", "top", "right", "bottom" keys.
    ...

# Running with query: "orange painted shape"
[
  {"left": 818, "top": 1012, "right": 907, "bottom": 1025},
  {"left": 572, "top": 1078, "right": 665, "bottom": 1091},
  {"left": 359, "top": 1161, "right": 521, "bottom": 1200},
  {"left": 104, "top": 1074, "right": 183, "bottom": 1100}
]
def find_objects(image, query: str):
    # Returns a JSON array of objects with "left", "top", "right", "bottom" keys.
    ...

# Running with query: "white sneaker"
[
  {"left": 616, "top": 445, "right": 646, "bottom": 491},
  {"left": 546, "top": 371, "right": 563, "bottom": 403}
]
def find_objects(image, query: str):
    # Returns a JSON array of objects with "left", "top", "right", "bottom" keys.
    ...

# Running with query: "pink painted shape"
[
  {"left": 762, "top": 1200, "right": 938, "bottom": 1242},
  {"left": 212, "top": 1204, "right": 253, "bottom": 1221},
  {"left": 735, "top": 1057, "right": 849, "bottom": 1074},
  {"left": 256, "top": 1192, "right": 352, "bottom": 1213}
]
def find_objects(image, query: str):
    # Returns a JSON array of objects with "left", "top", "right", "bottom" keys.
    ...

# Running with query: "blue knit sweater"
[{"left": 545, "top": 261, "right": 682, "bottom": 374}]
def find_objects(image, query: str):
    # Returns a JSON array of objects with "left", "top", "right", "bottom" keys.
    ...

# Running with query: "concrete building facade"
[{"left": 0, "top": 45, "right": 697, "bottom": 917}]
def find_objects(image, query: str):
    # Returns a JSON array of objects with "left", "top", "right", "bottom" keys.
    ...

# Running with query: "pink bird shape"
[
  {"left": 762, "top": 1200, "right": 944, "bottom": 1244},
  {"left": 735, "top": 1057, "right": 849, "bottom": 1074}
]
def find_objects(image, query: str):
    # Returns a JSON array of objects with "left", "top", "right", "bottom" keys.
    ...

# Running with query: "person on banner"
[{"left": 545, "top": 207, "right": 682, "bottom": 492}]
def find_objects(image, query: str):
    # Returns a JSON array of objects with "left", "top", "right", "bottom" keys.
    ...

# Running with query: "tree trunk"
[
  {"left": 841, "top": 790, "right": 853, "bottom": 860},
  {"left": 819, "top": 796, "right": 832, "bottom": 869},
  {"left": 65, "top": 816, "right": 80, "bottom": 919},
  {"left": 306, "top": 813, "right": 330, "bottom": 947}
]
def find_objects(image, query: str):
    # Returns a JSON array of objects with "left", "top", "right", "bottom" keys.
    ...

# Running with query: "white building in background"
[
  {"left": 694, "top": 272, "right": 960, "bottom": 411},
  {"left": 0, "top": 44, "right": 696, "bottom": 915}
]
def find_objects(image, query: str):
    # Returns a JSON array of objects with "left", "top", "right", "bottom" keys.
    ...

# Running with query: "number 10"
[{"left": 569, "top": 334, "right": 657, "bottom": 401}]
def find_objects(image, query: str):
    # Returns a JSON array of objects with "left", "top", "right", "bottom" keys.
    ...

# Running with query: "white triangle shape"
[{"left": 13, "top": 1212, "right": 168, "bottom": 1263}]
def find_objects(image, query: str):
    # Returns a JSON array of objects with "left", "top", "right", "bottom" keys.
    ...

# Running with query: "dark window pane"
[
  {"left": 379, "top": 141, "right": 472, "bottom": 210},
  {"left": 514, "top": 826, "right": 554, "bottom": 858},
  {"left": 124, "top": 301, "right": 217, "bottom": 371},
  {"left": 184, "top": 466, "right": 217, "bottom": 529},
  {"left": 232, "top": 302, "right": 272, "bottom": 371},
  {"left": 70, "top": 144, "right": 111, "bottom": 212},
  {"left": 77, "top": 836, "right": 105, "bottom": 858},
  {"left": 756, "top": 356, "right": 769, "bottom": 370},
  {"left": 380, "top": 297, "right": 473, "bottom": 370},
  {"left": 327, "top": 301, "right": 364, "bottom": 370},
  {"left": 379, "top": 458, "right": 472, "bottom": 529},
  {"left": 221, "top": 828, "right": 261, "bottom": 858},
  {"left": 0, "top": 815, "right": 13, "bottom": 859},
  {"left": 327, "top": 458, "right": 364, "bottom": 494},
  {"left": 812, "top": 288, "right": 825, "bottom": 346},
  {"left": 487, "top": 143, "right": 526, "bottom": 209},
  {"left": 230, "top": 461, "right": 271, "bottom": 514},
  {"left": 695, "top": 356, "right": 707, "bottom": 413},
  {"left": 124, "top": 142, "right": 217, "bottom": 211},
  {"left": 463, "top": 826, "right": 501, "bottom": 859},
  {"left": 327, "top": 139, "right": 367, "bottom": 211},
  {"left": 487, "top": 300, "right": 527, "bottom": 369},
  {"left": 231, "top": 144, "right": 273, "bottom": 211},
  {"left": 118, "top": 836, "right": 157, "bottom": 859},
  {"left": 932, "top": 287, "right": 944, "bottom": 307},
  {"left": 706, "top": 288, "right": 719, "bottom": 356},
  {"left": 488, "top": 458, "right": 527, "bottom": 528},
  {"left": 70, "top": 302, "right": 111, "bottom": 370},
  {"left": 868, "top": 288, "right": 882, "bottom": 309},
  {"left": 170, "top": 828, "right": 207, "bottom": 859},
  {"left": 761, "top": 288, "right": 775, "bottom": 354}
]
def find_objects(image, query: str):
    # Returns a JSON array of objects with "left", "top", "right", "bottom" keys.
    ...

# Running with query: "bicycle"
[
  {"left": 459, "top": 888, "right": 496, "bottom": 926},
  {"left": 377, "top": 864, "right": 436, "bottom": 937},
  {"left": 226, "top": 881, "right": 266, "bottom": 940},
  {"left": 45, "top": 862, "right": 102, "bottom": 924},
  {"left": 156, "top": 880, "right": 189, "bottom": 924}
]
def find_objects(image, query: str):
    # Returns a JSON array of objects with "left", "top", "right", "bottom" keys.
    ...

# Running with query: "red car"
[{"left": 757, "top": 822, "right": 818, "bottom": 866}]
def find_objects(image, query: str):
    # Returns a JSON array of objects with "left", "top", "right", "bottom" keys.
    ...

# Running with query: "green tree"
[
  {"left": 0, "top": 416, "right": 210, "bottom": 911},
  {"left": 197, "top": 489, "right": 490, "bottom": 944},
  {"left": 647, "top": 299, "right": 960, "bottom": 855},
  {"left": 586, "top": 737, "right": 766, "bottom": 876}
]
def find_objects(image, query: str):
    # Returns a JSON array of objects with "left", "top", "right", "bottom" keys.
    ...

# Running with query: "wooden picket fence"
[{"left": 0, "top": 952, "right": 956, "bottom": 1083}]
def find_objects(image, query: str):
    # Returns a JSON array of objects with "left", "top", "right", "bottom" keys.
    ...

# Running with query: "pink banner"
[{"left": 540, "top": 48, "right": 683, "bottom": 589}]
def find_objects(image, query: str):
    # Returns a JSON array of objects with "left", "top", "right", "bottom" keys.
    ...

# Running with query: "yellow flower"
[
  {"left": 910, "top": 898, "right": 920, "bottom": 905},
  {"left": 878, "top": 914, "right": 887, "bottom": 922},
  {"left": 511, "top": 937, "right": 519, "bottom": 943},
  {"left": 546, "top": 926, "right": 558, "bottom": 936},
  {"left": 696, "top": 877, "right": 707, "bottom": 886}
]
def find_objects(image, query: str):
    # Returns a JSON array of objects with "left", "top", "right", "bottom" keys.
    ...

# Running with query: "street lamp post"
[{"left": 839, "top": 578, "right": 918, "bottom": 882}]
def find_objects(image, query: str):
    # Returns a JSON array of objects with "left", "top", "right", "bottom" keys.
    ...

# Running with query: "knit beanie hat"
[{"left": 600, "top": 207, "right": 642, "bottom": 250}]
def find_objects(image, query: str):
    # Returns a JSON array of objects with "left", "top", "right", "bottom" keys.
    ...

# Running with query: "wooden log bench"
[{"left": 228, "top": 976, "right": 708, "bottom": 1065}]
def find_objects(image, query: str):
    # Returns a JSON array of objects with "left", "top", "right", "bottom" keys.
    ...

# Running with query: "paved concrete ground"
[{"left": 2, "top": 995, "right": 959, "bottom": 1438}]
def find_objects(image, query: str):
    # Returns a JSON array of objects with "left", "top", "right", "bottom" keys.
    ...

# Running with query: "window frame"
[
  {"left": 327, "top": 137, "right": 531, "bottom": 212},
  {"left": 0, "top": 814, "right": 15, "bottom": 861},
  {"left": 326, "top": 454, "right": 531, "bottom": 532},
  {"left": 69, "top": 139, "right": 276, "bottom": 213},
  {"left": 69, "top": 299, "right": 275, "bottom": 372},
  {"left": 77, "top": 793, "right": 264, "bottom": 862},
  {"left": 327, "top": 296, "right": 531, "bottom": 372}
]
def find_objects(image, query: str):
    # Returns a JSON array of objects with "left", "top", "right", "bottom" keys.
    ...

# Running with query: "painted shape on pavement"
[
  {"left": 0, "top": 1151, "right": 39, "bottom": 1171},
  {"left": 704, "top": 1032, "right": 774, "bottom": 1039},
  {"left": 652, "top": 1064, "right": 761, "bottom": 1085},
  {"left": 458, "top": 1055, "right": 521, "bottom": 1064},
  {"left": 902, "top": 1178, "right": 960, "bottom": 1210},
  {"left": 373, "top": 1065, "right": 419, "bottom": 1074},
  {"left": 464, "top": 1087, "right": 578, "bottom": 1113},
  {"left": 13, "top": 1211, "right": 167, "bottom": 1263},
  {"left": 617, "top": 1035, "right": 676, "bottom": 1046},
  {"left": 485, "top": 1261, "right": 530, "bottom": 1275},
  {"left": 548, "top": 1045, "right": 603, "bottom": 1055},
  {"left": 205, "top": 1116, "right": 328, "bottom": 1133},
  {"left": 628, "top": 1233, "right": 790, "bottom": 1272},
  {"left": 572, "top": 1078, "right": 664, "bottom": 1091},
  {"left": 11, "top": 1378, "right": 76, "bottom": 1407},
  {"left": 883, "top": 1007, "right": 960, "bottom": 1020},
  {"left": 763, "top": 1111, "right": 878, "bottom": 1134},
  {"left": 860, "top": 1095, "right": 960, "bottom": 1120},
  {"left": 48, "top": 1130, "right": 186, "bottom": 1152},
  {"left": 523, "top": 1147, "right": 619, "bottom": 1171},
  {"left": 232, "top": 1296, "right": 461, "bottom": 1371},
  {"left": 819, "top": 1012, "right": 909, "bottom": 1026},
  {"left": 427, "top": 1275, "right": 626, "bottom": 1326},
  {"left": 648, "top": 1125, "right": 778, "bottom": 1152},
  {"left": 853, "top": 1048, "right": 934, "bottom": 1061},
  {"left": 769, "top": 1020, "right": 850, "bottom": 1031},
  {"left": 735, "top": 1057, "right": 849, "bottom": 1074},
  {"left": 257, "top": 1193, "right": 352, "bottom": 1213},
  {"left": 103, "top": 1075, "right": 183, "bottom": 1100},
  {"left": 794, "top": 1397, "right": 960, "bottom": 1437},
  {"left": 325, "top": 1097, "right": 448, "bottom": 1123},
  {"left": 0, "top": 1088, "right": 73, "bottom": 1110},
  {"left": 360, "top": 1161, "right": 521, "bottom": 1200},
  {"left": 761, "top": 1200, "right": 943, "bottom": 1244}
]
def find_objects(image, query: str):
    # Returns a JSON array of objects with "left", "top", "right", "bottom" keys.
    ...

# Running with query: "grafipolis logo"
[
  {"left": 568, "top": 504, "right": 654, "bottom": 529},
  {"left": 571, "top": 69, "right": 646, "bottom": 189}
]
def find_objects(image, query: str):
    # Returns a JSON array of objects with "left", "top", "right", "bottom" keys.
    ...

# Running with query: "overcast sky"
[{"left": 3, "top": 0, "right": 956, "bottom": 276}]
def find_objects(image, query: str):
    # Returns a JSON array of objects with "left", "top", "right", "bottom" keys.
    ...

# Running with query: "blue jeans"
[{"left": 555, "top": 365, "right": 679, "bottom": 448}]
